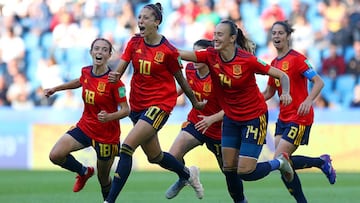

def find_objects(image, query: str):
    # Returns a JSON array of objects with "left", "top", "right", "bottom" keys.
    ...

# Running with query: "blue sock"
[
  {"left": 158, "top": 152, "right": 190, "bottom": 180},
  {"left": 282, "top": 171, "right": 307, "bottom": 203},
  {"left": 269, "top": 159, "right": 281, "bottom": 170},
  {"left": 239, "top": 162, "right": 272, "bottom": 181},
  {"left": 106, "top": 144, "right": 134, "bottom": 203},
  {"left": 223, "top": 170, "right": 245, "bottom": 202},
  {"left": 61, "top": 154, "right": 85, "bottom": 175},
  {"left": 291, "top": 155, "right": 323, "bottom": 169}
]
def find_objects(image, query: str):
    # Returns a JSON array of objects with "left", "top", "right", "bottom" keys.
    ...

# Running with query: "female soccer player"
[
  {"left": 262, "top": 20, "right": 336, "bottom": 203},
  {"left": 104, "top": 3, "right": 206, "bottom": 203},
  {"left": 178, "top": 19, "right": 294, "bottom": 203},
  {"left": 165, "top": 39, "right": 224, "bottom": 199},
  {"left": 45, "top": 38, "right": 130, "bottom": 200}
]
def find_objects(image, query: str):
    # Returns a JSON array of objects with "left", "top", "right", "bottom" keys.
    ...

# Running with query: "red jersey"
[
  {"left": 77, "top": 66, "right": 127, "bottom": 144},
  {"left": 185, "top": 63, "right": 222, "bottom": 140},
  {"left": 121, "top": 35, "right": 182, "bottom": 113},
  {"left": 268, "top": 49, "right": 314, "bottom": 125},
  {"left": 195, "top": 47, "right": 270, "bottom": 121}
]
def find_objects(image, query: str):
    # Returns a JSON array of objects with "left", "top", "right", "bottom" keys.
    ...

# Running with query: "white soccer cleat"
[
  {"left": 277, "top": 152, "right": 294, "bottom": 182},
  {"left": 187, "top": 166, "right": 204, "bottom": 199},
  {"left": 165, "top": 179, "right": 187, "bottom": 199}
]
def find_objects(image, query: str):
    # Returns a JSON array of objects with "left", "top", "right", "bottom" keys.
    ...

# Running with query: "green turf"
[{"left": 0, "top": 170, "right": 358, "bottom": 203}]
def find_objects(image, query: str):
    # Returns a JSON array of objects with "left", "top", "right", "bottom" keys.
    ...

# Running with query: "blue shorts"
[
  {"left": 68, "top": 127, "right": 119, "bottom": 161},
  {"left": 221, "top": 112, "right": 268, "bottom": 159},
  {"left": 129, "top": 106, "right": 169, "bottom": 131},
  {"left": 275, "top": 119, "right": 311, "bottom": 146},
  {"left": 182, "top": 121, "right": 222, "bottom": 158}
]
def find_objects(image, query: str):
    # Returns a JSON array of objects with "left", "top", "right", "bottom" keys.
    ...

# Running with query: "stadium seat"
[{"left": 334, "top": 74, "right": 356, "bottom": 108}]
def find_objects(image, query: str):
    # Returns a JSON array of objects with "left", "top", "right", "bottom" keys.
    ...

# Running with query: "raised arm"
[{"left": 108, "top": 59, "right": 130, "bottom": 83}]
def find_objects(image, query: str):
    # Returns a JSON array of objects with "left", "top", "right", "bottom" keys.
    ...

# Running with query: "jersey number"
[
  {"left": 246, "top": 125, "right": 259, "bottom": 139},
  {"left": 287, "top": 126, "right": 298, "bottom": 139},
  {"left": 99, "top": 143, "right": 111, "bottom": 157},
  {"left": 85, "top": 89, "right": 95, "bottom": 104},
  {"left": 219, "top": 73, "right": 231, "bottom": 88},
  {"left": 139, "top": 59, "right": 151, "bottom": 75}
]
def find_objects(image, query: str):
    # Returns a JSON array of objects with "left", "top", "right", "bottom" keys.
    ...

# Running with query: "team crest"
[
  {"left": 203, "top": 82, "right": 211, "bottom": 93},
  {"left": 97, "top": 82, "right": 106, "bottom": 93},
  {"left": 154, "top": 51, "right": 165, "bottom": 63},
  {"left": 233, "top": 65, "right": 242, "bottom": 76},
  {"left": 136, "top": 49, "right": 142, "bottom": 53},
  {"left": 282, "top": 61, "right": 289, "bottom": 71}
]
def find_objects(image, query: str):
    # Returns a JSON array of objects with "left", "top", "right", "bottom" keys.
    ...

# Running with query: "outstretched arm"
[
  {"left": 44, "top": 79, "right": 81, "bottom": 97},
  {"left": 178, "top": 50, "right": 198, "bottom": 62}
]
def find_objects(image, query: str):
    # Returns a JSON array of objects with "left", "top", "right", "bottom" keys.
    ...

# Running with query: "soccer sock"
[
  {"left": 291, "top": 155, "right": 323, "bottom": 170},
  {"left": 101, "top": 180, "right": 112, "bottom": 200},
  {"left": 281, "top": 171, "right": 307, "bottom": 203},
  {"left": 223, "top": 170, "right": 245, "bottom": 202},
  {"left": 158, "top": 152, "right": 190, "bottom": 180},
  {"left": 61, "top": 154, "right": 85, "bottom": 175},
  {"left": 239, "top": 162, "right": 272, "bottom": 181},
  {"left": 106, "top": 144, "right": 134, "bottom": 203}
]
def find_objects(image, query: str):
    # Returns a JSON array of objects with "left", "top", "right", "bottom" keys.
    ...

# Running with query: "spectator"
[
  {"left": 260, "top": 0, "right": 286, "bottom": 43},
  {"left": 347, "top": 40, "right": 360, "bottom": 82},
  {"left": 0, "top": 74, "right": 10, "bottom": 106},
  {"left": 0, "top": 27, "right": 26, "bottom": 66},
  {"left": 6, "top": 72, "right": 34, "bottom": 110},
  {"left": 350, "top": 84, "right": 360, "bottom": 107},
  {"left": 321, "top": 42, "right": 346, "bottom": 79},
  {"left": 52, "top": 90, "right": 83, "bottom": 109}
]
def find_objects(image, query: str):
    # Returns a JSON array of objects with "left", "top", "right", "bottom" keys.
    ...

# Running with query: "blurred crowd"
[{"left": 0, "top": 0, "right": 360, "bottom": 110}]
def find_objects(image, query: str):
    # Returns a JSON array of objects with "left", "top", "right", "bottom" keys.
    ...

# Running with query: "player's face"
[
  {"left": 193, "top": 45, "right": 208, "bottom": 70},
  {"left": 271, "top": 24, "right": 290, "bottom": 50},
  {"left": 138, "top": 7, "right": 159, "bottom": 37},
  {"left": 90, "top": 40, "right": 111, "bottom": 66},
  {"left": 213, "top": 23, "right": 235, "bottom": 51}
]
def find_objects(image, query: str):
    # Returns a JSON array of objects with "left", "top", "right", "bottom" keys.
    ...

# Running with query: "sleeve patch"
[
  {"left": 118, "top": 86, "right": 126, "bottom": 98},
  {"left": 257, "top": 58, "right": 267, "bottom": 66}
]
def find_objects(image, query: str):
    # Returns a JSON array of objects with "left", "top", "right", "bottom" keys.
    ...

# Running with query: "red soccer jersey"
[
  {"left": 185, "top": 63, "right": 222, "bottom": 140},
  {"left": 77, "top": 66, "right": 127, "bottom": 144},
  {"left": 195, "top": 47, "right": 270, "bottom": 121},
  {"left": 268, "top": 49, "right": 314, "bottom": 125},
  {"left": 121, "top": 35, "right": 182, "bottom": 113}
]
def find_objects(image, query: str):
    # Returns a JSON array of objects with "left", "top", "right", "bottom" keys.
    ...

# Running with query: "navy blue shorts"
[
  {"left": 68, "top": 127, "right": 119, "bottom": 161},
  {"left": 182, "top": 121, "right": 222, "bottom": 158},
  {"left": 129, "top": 106, "right": 169, "bottom": 131},
  {"left": 221, "top": 112, "right": 268, "bottom": 159},
  {"left": 275, "top": 119, "right": 311, "bottom": 146}
]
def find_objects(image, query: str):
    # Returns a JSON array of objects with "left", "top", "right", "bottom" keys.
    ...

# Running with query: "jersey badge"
[
  {"left": 281, "top": 61, "right": 289, "bottom": 71},
  {"left": 203, "top": 82, "right": 211, "bottom": 93},
  {"left": 233, "top": 65, "right": 242, "bottom": 78},
  {"left": 97, "top": 82, "right": 106, "bottom": 94},
  {"left": 118, "top": 86, "right": 126, "bottom": 98},
  {"left": 136, "top": 49, "right": 142, "bottom": 54},
  {"left": 154, "top": 51, "right": 164, "bottom": 63},
  {"left": 213, "top": 63, "right": 220, "bottom": 69}
]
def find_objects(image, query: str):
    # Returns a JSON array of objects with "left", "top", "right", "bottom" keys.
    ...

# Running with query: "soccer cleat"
[
  {"left": 165, "top": 179, "right": 188, "bottom": 199},
  {"left": 277, "top": 152, "right": 294, "bottom": 182},
  {"left": 187, "top": 166, "right": 204, "bottom": 199},
  {"left": 320, "top": 154, "right": 336, "bottom": 184},
  {"left": 73, "top": 166, "right": 94, "bottom": 192}
]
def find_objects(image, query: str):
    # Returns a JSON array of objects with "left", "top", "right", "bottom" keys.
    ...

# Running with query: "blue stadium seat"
[
  {"left": 320, "top": 75, "right": 335, "bottom": 101},
  {"left": 334, "top": 74, "right": 356, "bottom": 108}
]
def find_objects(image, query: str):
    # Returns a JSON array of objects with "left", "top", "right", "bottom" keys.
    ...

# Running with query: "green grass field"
[{"left": 0, "top": 170, "right": 358, "bottom": 203}]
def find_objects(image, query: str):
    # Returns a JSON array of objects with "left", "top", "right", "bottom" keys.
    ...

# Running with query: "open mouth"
[{"left": 95, "top": 55, "right": 103, "bottom": 62}]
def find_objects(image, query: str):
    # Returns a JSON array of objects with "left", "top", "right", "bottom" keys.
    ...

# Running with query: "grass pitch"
[{"left": 0, "top": 170, "right": 358, "bottom": 203}]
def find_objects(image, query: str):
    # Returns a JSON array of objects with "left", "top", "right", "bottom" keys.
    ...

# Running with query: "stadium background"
[{"left": 0, "top": 0, "right": 360, "bottom": 172}]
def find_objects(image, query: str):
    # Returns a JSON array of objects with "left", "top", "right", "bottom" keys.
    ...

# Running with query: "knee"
[
  {"left": 237, "top": 164, "right": 256, "bottom": 175},
  {"left": 49, "top": 150, "right": 64, "bottom": 165},
  {"left": 148, "top": 151, "right": 164, "bottom": 164}
]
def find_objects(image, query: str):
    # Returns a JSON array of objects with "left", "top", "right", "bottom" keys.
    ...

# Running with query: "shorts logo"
[
  {"left": 97, "top": 82, "right": 106, "bottom": 93},
  {"left": 154, "top": 51, "right": 164, "bottom": 63}
]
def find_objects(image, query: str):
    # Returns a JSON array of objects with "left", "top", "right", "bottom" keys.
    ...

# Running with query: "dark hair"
[
  {"left": 272, "top": 20, "right": 294, "bottom": 35},
  {"left": 219, "top": 19, "right": 255, "bottom": 54},
  {"left": 144, "top": 3, "right": 163, "bottom": 25},
  {"left": 90, "top": 38, "right": 113, "bottom": 54},
  {"left": 193, "top": 39, "right": 213, "bottom": 49}
]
